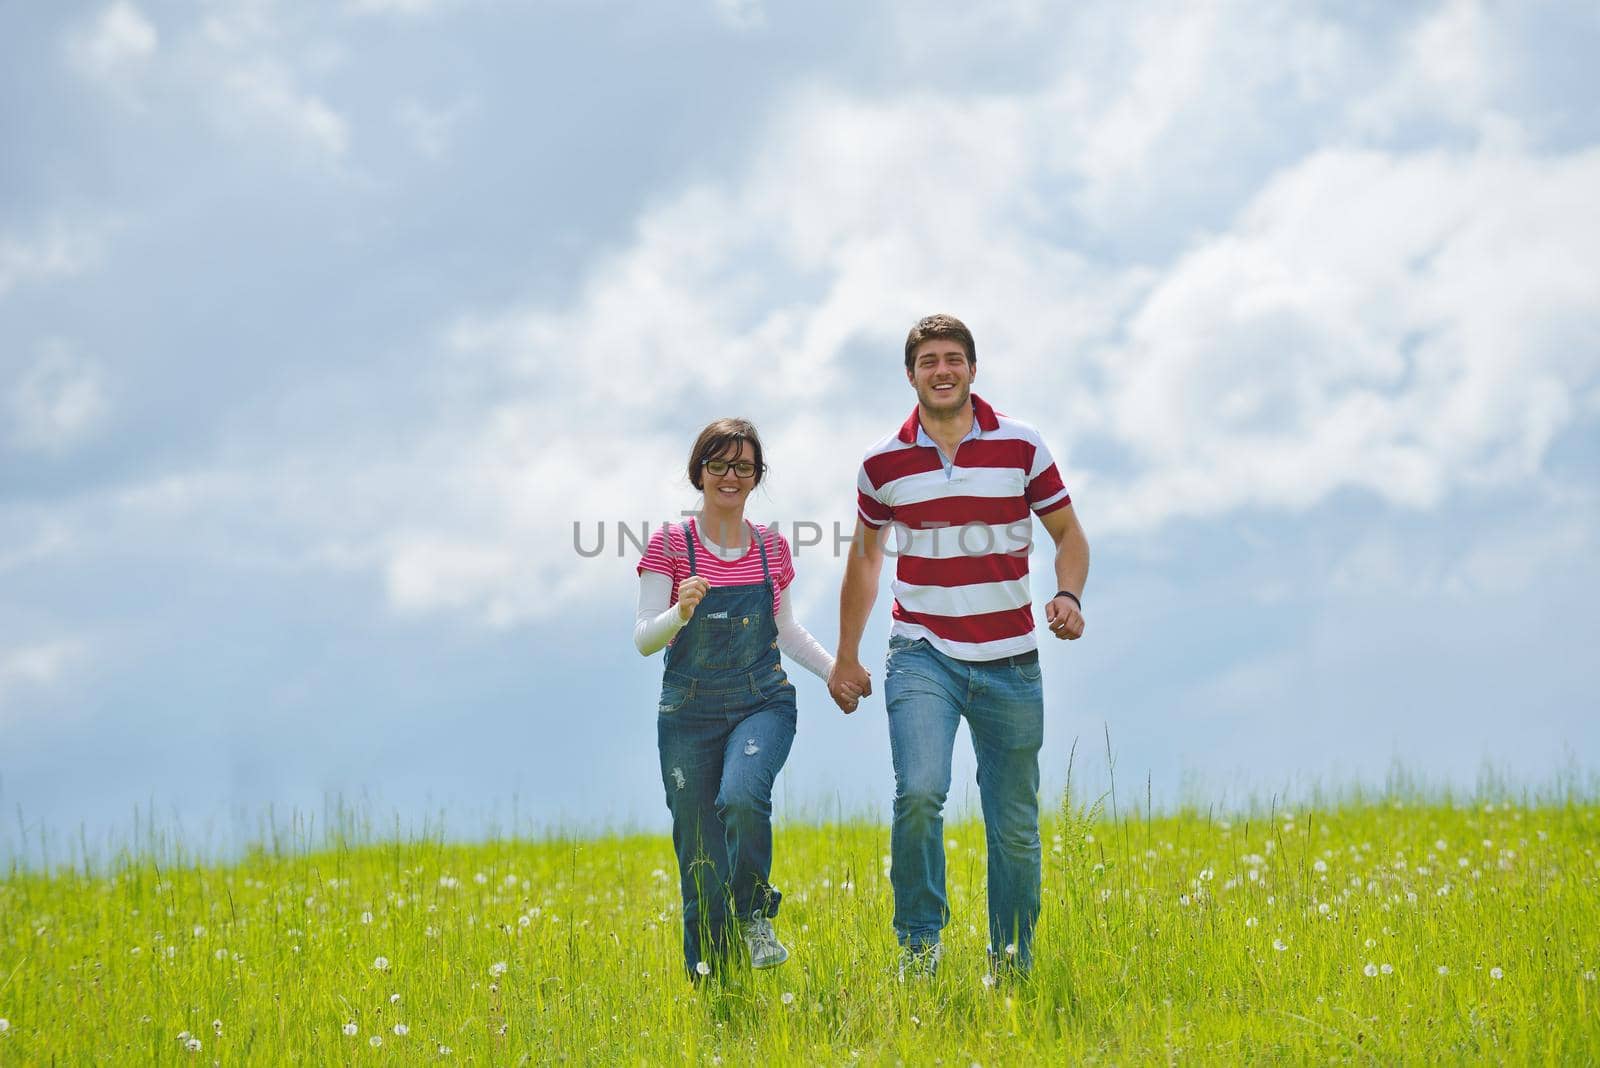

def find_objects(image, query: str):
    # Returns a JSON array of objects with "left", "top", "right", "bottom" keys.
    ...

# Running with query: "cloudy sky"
[{"left": 3, "top": 0, "right": 1597, "bottom": 859}]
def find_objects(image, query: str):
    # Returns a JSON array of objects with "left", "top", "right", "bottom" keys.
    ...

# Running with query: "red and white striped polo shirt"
[
  {"left": 637, "top": 519, "right": 796, "bottom": 617},
  {"left": 856, "top": 394, "right": 1071, "bottom": 661}
]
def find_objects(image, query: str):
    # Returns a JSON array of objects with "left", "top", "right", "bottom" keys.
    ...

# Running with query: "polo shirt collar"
[{"left": 897, "top": 392, "right": 1000, "bottom": 445}]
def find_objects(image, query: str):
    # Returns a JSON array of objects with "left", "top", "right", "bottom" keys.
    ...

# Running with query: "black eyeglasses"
[{"left": 703, "top": 459, "right": 760, "bottom": 478}]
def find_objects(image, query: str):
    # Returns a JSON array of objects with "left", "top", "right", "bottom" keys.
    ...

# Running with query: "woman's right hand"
[{"left": 677, "top": 577, "right": 710, "bottom": 621}]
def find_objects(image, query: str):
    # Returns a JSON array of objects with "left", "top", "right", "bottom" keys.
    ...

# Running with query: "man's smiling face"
[{"left": 907, "top": 338, "right": 975, "bottom": 415}]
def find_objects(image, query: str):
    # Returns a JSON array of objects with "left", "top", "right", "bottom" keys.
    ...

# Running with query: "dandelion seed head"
[
  {"left": 370, "top": 1035, "right": 382, "bottom": 1047},
  {"left": 373, "top": 956, "right": 390, "bottom": 971},
  {"left": 695, "top": 961, "right": 711, "bottom": 976},
  {"left": 1364, "top": 962, "right": 1378, "bottom": 977},
  {"left": 1380, "top": 963, "right": 1393, "bottom": 975},
  {"left": 1437, "top": 965, "right": 1449, "bottom": 976},
  {"left": 1273, "top": 939, "right": 1287, "bottom": 952},
  {"left": 0, "top": 1019, "right": 10, "bottom": 1033},
  {"left": 489, "top": 961, "right": 507, "bottom": 978},
  {"left": 980, "top": 974, "right": 996, "bottom": 988},
  {"left": 389, "top": 993, "right": 400, "bottom": 1005},
  {"left": 1313, "top": 859, "right": 1328, "bottom": 873},
  {"left": 394, "top": 1023, "right": 409, "bottom": 1036},
  {"left": 360, "top": 911, "right": 373, "bottom": 925},
  {"left": 343, "top": 1022, "right": 358, "bottom": 1036},
  {"left": 781, "top": 992, "right": 795, "bottom": 1005},
  {"left": 1244, "top": 916, "right": 1258, "bottom": 927},
  {"left": 184, "top": 1036, "right": 201, "bottom": 1052},
  {"left": 1490, "top": 967, "right": 1504, "bottom": 980},
  {"left": 1365, "top": 938, "right": 1377, "bottom": 949}
]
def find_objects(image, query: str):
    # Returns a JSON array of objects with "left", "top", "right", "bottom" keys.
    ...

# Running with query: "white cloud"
[
  {"left": 0, "top": 640, "right": 84, "bottom": 718},
  {"left": 7, "top": 345, "right": 110, "bottom": 454},
  {"left": 0, "top": 519, "right": 73, "bottom": 575},
  {"left": 348, "top": 0, "right": 449, "bottom": 13},
  {"left": 396, "top": 98, "right": 473, "bottom": 160},
  {"left": 219, "top": 62, "right": 349, "bottom": 159},
  {"left": 712, "top": 0, "right": 765, "bottom": 30},
  {"left": 1096, "top": 143, "right": 1600, "bottom": 533},
  {"left": 0, "top": 220, "right": 110, "bottom": 297},
  {"left": 66, "top": 1, "right": 158, "bottom": 93},
  {"left": 1347, "top": 0, "right": 1502, "bottom": 140}
]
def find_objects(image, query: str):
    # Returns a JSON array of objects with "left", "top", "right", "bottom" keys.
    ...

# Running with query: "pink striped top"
[
  {"left": 856, "top": 394, "right": 1071, "bottom": 661},
  {"left": 637, "top": 520, "right": 796, "bottom": 617}
]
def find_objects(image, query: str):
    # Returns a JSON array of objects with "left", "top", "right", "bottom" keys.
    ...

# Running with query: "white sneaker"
[
  {"left": 739, "top": 916, "right": 789, "bottom": 969},
  {"left": 897, "top": 941, "right": 942, "bottom": 981}
]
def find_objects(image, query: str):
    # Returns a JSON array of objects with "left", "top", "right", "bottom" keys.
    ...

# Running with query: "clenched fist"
[{"left": 677, "top": 577, "right": 711, "bottom": 621}]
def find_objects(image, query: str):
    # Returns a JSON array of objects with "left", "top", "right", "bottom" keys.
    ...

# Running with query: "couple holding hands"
[{"left": 633, "top": 314, "right": 1090, "bottom": 981}]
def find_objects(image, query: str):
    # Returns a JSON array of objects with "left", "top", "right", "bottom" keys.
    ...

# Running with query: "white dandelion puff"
[
  {"left": 373, "top": 956, "right": 390, "bottom": 971},
  {"left": 1584, "top": 971, "right": 1596, "bottom": 982},
  {"left": 369, "top": 1034, "right": 382, "bottom": 1047},
  {"left": 389, "top": 993, "right": 400, "bottom": 1005},
  {"left": 1381, "top": 963, "right": 1393, "bottom": 975},
  {"left": 1317, "top": 903, "right": 1331, "bottom": 915},
  {"left": 1313, "top": 859, "right": 1328, "bottom": 873},
  {"left": 0, "top": 1018, "right": 9, "bottom": 1034},
  {"left": 438, "top": 1045, "right": 453, "bottom": 1056},
  {"left": 1005, "top": 944, "right": 1017, "bottom": 958},
  {"left": 1364, "top": 963, "right": 1378, "bottom": 977},
  {"left": 211, "top": 1019, "right": 222, "bottom": 1036},
  {"left": 781, "top": 992, "right": 795, "bottom": 1005},
  {"left": 360, "top": 911, "right": 373, "bottom": 925},
  {"left": 1178, "top": 894, "right": 1191, "bottom": 907},
  {"left": 980, "top": 974, "right": 996, "bottom": 989},
  {"left": 1365, "top": 938, "right": 1377, "bottom": 949},
  {"left": 1437, "top": 965, "right": 1449, "bottom": 976},
  {"left": 1244, "top": 917, "right": 1258, "bottom": 928},
  {"left": 393, "top": 1023, "right": 409, "bottom": 1036},
  {"left": 1490, "top": 967, "right": 1504, "bottom": 980},
  {"left": 489, "top": 961, "right": 508, "bottom": 978},
  {"left": 1273, "top": 939, "right": 1287, "bottom": 952},
  {"left": 343, "top": 1022, "right": 358, "bottom": 1036},
  {"left": 695, "top": 961, "right": 711, "bottom": 976}
]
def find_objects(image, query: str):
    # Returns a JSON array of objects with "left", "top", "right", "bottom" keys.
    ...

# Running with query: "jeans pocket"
[
  {"left": 658, "top": 684, "right": 691, "bottom": 716},
  {"left": 1015, "top": 659, "right": 1042, "bottom": 684}
]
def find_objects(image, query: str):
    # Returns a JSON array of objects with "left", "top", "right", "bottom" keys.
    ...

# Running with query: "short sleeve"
[
  {"left": 1025, "top": 437, "right": 1072, "bottom": 516},
  {"left": 856, "top": 462, "right": 893, "bottom": 529},
  {"left": 637, "top": 524, "right": 685, "bottom": 583},
  {"left": 766, "top": 528, "right": 797, "bottom": 591}
]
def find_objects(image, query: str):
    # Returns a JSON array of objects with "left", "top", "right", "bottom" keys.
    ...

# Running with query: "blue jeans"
[
  {"left": 658, "top": 673, "right": 796, "bottom": 974},
  {"left": 884, "top": 635, "right": 1043, "bottom": 967}
]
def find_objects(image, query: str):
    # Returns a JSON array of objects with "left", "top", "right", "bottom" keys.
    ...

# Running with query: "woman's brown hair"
[{"left": 687, "top": 417, "right": 766, "bottom": 490}]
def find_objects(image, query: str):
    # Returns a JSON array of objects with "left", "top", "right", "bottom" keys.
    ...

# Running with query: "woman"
[{"left": 634, "top": 418, "right": 838, "bottom": 978}]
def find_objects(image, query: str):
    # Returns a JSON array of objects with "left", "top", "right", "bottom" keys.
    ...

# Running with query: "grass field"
[{"left": 3, "top": 781, "right": 1598, "bottom": 1064}]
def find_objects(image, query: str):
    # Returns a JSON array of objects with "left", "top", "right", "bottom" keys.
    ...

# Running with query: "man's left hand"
[{"left": 1045, "top": 595, "right": 1085, "bottom": 640}]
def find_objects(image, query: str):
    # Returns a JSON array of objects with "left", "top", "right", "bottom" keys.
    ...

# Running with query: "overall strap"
[
  {"left": 681, "top": 520, "right": 698, "bottom": 576},
  {"left": 753, "top": 522, "right": 773, "bottom": 587}
]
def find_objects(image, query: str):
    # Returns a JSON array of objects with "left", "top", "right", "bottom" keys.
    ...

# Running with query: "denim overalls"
[{"left": 657, "top": 520, "right": 797, "bottom": 976}]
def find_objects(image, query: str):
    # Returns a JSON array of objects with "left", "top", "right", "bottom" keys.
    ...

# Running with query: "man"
[{"left": 828, "top": 313, "right": 1089, "bottom": 978}]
